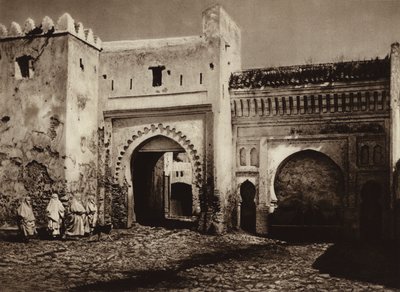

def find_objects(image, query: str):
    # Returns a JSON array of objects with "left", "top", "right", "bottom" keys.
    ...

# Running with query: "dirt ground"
[{"left": 0, "top": 224, "right": 399, "bottom": 291}]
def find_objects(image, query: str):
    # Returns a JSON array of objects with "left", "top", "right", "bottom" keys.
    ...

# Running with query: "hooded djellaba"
[
  {"left": 46, "top": 193, "right": 65, "bottom": 238},
  {"left": 65, "top": 194, "right": 86, "bottom": 237},
  {"left": 85, "top": 195, "right": 98, "bottom": 234},
  {"left": 17, "top": 196, "right": 37, "bottom": 241}
]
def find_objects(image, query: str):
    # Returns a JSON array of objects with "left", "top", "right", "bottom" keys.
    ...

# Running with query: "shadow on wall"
[{"left": 312, "top": 241, "right": 399, "bottom": 289}]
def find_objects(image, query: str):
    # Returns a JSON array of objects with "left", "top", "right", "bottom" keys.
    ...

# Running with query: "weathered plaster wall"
[
  {"left": 202, "top": 5, "right": 241, "bottom": 232},
  {"left": 390, "top": 43, "right": 400, "bottom": 242},
  {"left": 65, "top": 36, "right": 99, "bottom": 203},
  {"left": 0, "top": 35, "right": 68, "bottom": 226},
  {"left": 99, "top": 37, "right": 214, "bottom": 111}
]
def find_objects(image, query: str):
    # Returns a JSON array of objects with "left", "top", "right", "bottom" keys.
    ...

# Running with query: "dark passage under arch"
[
  {"left": 132, "top": 151, "right": 165, "bottom": 226},
  {"left": 130, "top": 135, "right": 193, "bottom": 227},
  {"left": 240, "top": 180, "right": 256, "bottom": 233},
  {"left": 360, "top": 181, "right": 382, "bottom": 241}
]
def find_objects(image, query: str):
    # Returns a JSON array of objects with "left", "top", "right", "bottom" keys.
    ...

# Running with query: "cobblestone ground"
[{"left": 0, "top": 224, "right": 398, "bottom": 291}]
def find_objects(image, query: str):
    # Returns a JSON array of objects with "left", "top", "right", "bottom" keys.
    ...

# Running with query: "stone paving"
[{"left": 0, "top": 224, "right": 398, "bottom": 291}]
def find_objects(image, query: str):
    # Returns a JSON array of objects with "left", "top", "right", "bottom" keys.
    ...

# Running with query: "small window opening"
[
  {"left": 209, "top": 63, "right": 214, "bottom": 70},
  {"left": 15, "top": 55, "right": 34, "bottom": 79},
  {"left": 167, "top": 70, "right": 171, "bottom": 75},
  {"left": 130, "top": 78, "right": 133, "bottom": 90},
  {"left": 239, "top": 147, "right": 246, "bottom": 166},
  {"left": 250, "top": 148, "right": 259, "bottom": 167},
  {"left": 176, "top": 171, "right": 179, "bottom": 177},
  {"left": 225, "top": 43, "right": 230, "bottom": 51},
  {"left": 200, "top": 73, "right": 203, "bottom": 84},
  {"left": 111, "top": 80, "right": 114, "bottom": 91},
  {"left": 180, "top": 75, "right": 183, "bottom": 86},
  {"left": 361, "top": 145, "right": 369, "bottom": 165},
  {"left": 373, "top": 145, "right": 383, "bottom": 165},
  {"left": 149, "top": 65, "right": 165, "bottom": 87},
  {"left": 180, "top": 171, "right": 184, "bottom": 177},
  {"left": 103, "top": 74, "right": 107, "bottom": 79},
  {"left": 80, "top": 58, "right": 84, "bottom": 71}
]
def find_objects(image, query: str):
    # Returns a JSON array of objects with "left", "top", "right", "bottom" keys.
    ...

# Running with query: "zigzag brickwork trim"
[{"left": 114, "top": 123, "right": 203, "bottom": 188}]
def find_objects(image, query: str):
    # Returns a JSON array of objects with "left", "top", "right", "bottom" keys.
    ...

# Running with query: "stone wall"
[
  {"left": 202, "top": 5, "right": 241, "bottom": 233},
  {"left": 64, "top": 35, "right": 99, "bottom": 202},
  {"left": 0, "top": 35, "right": 68, "bottom": 226},
  {"left": 232, "top": 79, "right": 391, "bottom": 238},
  {"left": 0, "top": 13, "right": 101, "bottom": 227},
  {"left": 389, "top": 43, "right": 400, "bottom": 243}
]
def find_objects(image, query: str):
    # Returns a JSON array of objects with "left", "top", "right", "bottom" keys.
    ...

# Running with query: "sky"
[{"left": 1, "top": 0, "right": 400, "bottom": 69}]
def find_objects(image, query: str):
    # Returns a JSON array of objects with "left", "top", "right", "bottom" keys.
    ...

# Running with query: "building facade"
[{"left": 0, "top": 6, "right": 399, "bottom": 240}]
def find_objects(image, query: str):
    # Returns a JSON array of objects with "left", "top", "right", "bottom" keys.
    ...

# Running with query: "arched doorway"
[
  {"left": 240, "top": 180, "right": 256, "bottom": 233},
  {"left": 131, "top": 135, "right": 193, "bottom": 226},
  {"left": 171, "top": 183, "right": 193, "bottom": 217},
  {"left": 270, "top": 150, "right": 344, "bottom": 238},
  {"left": 360, "top": 181, "right": 382, "bottom": 241}
]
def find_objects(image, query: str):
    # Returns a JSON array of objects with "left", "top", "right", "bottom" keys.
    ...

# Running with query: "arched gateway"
[
  {"left": 112, "top": 124, "right": 204, "bottom": 228},
  {"left": 93, "top": 5, "right": 239, "bottom": 234}
]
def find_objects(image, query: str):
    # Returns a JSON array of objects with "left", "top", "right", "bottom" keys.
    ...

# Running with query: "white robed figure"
[
  {"left": 46, "top": 193, "right": 65, "bottom": 237},
  {"left": 65, "top": 195, "right": 86, "bottom": 236},
  {"left": 85, "top": 195, "right": 98, "bottom": 234},
  {"left": 17, "top": 196, "right": 37, "bottom": 239}
]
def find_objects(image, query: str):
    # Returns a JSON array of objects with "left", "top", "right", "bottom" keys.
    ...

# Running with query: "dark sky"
[{"left": 1, "top": 0, "right": 400, "bottom": 69}]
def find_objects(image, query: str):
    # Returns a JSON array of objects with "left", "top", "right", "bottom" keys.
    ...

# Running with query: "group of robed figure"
[{"left": 16, "top": 193, "right": 98, "bottom": 241}]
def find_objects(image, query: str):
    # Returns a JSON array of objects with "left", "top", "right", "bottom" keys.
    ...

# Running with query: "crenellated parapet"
[{"left": 0, "top": 13, "right": 102, "bottom": 49}]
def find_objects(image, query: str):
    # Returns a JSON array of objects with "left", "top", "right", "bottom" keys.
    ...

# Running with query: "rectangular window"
[
  {"left": 15, "top": 55, "right": 34, "bottom": 79},
  {"left": 149, "top": 65, "right": 165, "bottom": 87},
  {"left": 200, "top": 73, "right": 203, "bottom": 84}
]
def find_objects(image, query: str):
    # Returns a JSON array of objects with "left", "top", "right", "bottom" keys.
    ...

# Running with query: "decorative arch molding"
[
  {"left": 273, "top": 148, "right": 345, "bottom": 175},
  {"left": 236, "top": 176, "right": 259, "bottom": 204},
  {"left": 115, "top": 123, "right": 203, "bottom": 188},
  {"left": 112, "top": 123, "right": 204, "bottom": 227},
  {"left": 269, "top": 148, "right": 345, "bottom": 209},
  {"left": 239, "top": 179, "right": 257, "bottom": 202},
  {"left": 270, "top": 149, "right": 345, "bottom": 226}
]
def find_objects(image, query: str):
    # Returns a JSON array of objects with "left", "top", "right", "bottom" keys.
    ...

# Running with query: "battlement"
[{"left": 0, "top": 13, "right": 102, "bottom": 50}]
